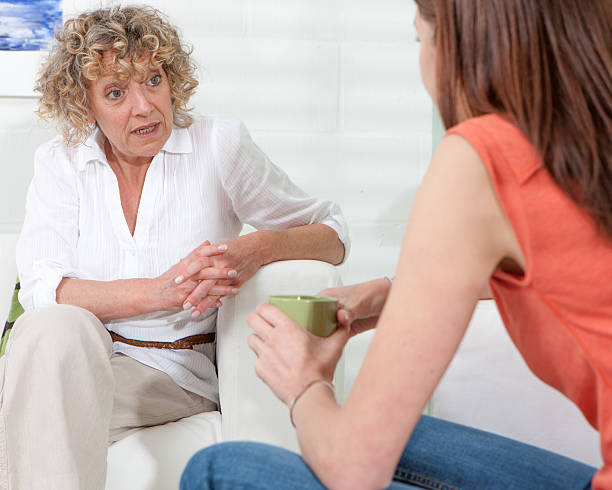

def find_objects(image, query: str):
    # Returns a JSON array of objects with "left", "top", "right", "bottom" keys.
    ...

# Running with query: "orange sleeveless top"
[{"left": 448, "top": 114, "right": 612, "bottom": 488}]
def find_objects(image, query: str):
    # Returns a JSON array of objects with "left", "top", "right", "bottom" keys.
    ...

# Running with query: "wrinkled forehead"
[{"left": 88, "top": 49, "right": 161, "bottom": 82}]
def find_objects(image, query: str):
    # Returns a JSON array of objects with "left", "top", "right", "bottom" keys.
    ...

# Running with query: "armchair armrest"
[{"left": 217, "top": 259, "right": 343, "bottom": 453}]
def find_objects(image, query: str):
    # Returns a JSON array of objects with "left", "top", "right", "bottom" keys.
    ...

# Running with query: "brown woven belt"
[{"left": 109, "top": 331, "right": 216, "bottom": 350}]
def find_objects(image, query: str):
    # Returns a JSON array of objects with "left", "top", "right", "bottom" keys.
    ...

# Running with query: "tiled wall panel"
[
  {"left": 0, "top": 100, "right": 56, "bottom": 232},
  {"left": 342, "top": 43, "right": 429, "bottom": 132},
  {"left": 253, "top": 132, "right": 429, "bottom": 223},
  {"left": 341, "top": 0, "right": 417, "bottom": 42},
  {"left": 247, "top": 0, "right": 340, "bottom": 41},
  {"left": 192, "top": 39, "right": 340, "bottom": 131}
]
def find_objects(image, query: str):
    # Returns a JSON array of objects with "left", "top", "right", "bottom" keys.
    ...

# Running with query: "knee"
[
  {"left": 181, "top": 442, "right": 302, "bottom": 490},
  {"left": 181, "top": 449, "right": 211, "bottom": 490},
  {"left": 11, "top": 304, "right": 111, "bottom": 357},
  {"left": 181, "top": 442, "right": 263, "bottom": 489},
  {"left": 181, "top": 444, "right": 232, "bottom": 490}
]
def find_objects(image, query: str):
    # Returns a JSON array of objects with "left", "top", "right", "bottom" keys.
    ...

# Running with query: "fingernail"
[
  {"left": 183, "top": 302, "right": 192, "bottom": 310},
  {"left": 231, "top": 288, "right": 240, "bottom": 294},
  {"left": 175, "top": 276, "right": 184, "bottom": 284},
  {"left": 191, "top": 310, "right": 201, "bottom": 318},
  {"left": 217, "top": 244, "right": 228, "bottom": 251},
  {"left": 228, "top": 270, "right": 237, "bottom": 278}
]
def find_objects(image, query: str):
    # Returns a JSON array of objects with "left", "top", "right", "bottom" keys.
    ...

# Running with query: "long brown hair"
[{"left": 415, "top": 0, "right": 612, "bottom": 237}]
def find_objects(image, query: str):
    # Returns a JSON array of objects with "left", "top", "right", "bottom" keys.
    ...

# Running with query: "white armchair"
[{"left": 0, "top": 234, "right": 343, "bottom": 490}]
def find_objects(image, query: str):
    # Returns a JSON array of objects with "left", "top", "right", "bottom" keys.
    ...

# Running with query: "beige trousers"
[{"left": 0, "top": 305, "right": 216, "bottom": 490}]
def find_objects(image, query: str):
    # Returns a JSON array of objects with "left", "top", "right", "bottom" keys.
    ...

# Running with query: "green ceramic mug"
[{"left": 268, "top": 295, "right": 338, "bottom": 337}]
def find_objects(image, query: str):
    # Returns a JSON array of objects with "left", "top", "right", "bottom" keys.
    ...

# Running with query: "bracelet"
[
  {"left": 384, "top": 276, "right": 393, "bottom": 285},
  {"left": 288, "top": 379, "right": 335, "bottom": 428}
]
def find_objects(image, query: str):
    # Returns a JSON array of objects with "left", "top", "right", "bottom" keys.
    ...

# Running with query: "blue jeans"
[{"left": 181, "top": 415, "right": 597, "bottom": 489}]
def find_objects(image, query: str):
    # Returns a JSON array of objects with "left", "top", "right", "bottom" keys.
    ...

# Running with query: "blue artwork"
[{"left": 0, "top": 0, "right": 62, "bottom": 50}]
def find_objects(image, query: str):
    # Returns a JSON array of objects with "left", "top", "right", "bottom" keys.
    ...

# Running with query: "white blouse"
[{"left": 17, "top": 116, "right": 349, "bottom": 403}]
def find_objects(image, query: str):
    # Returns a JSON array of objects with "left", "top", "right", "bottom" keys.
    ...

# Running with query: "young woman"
[{"left": 182, "top": 0, "right": 612, "bottom": 488}]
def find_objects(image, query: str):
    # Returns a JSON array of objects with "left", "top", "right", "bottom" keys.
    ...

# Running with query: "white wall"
[{"left": 0, "top": 0, "right": 601, "bottom": 468}]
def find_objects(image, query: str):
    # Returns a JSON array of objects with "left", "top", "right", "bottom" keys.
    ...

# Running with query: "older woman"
[{"left": 0, "top": 5, "right": 348, "bottom": 489}]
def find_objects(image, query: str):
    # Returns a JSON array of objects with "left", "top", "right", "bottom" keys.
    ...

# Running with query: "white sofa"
[
  {"left": 432, "top": 301, "right": 602, "bottom": 467},
  {"left": 0, "top": 231, "right": 604, "bottom": 489},
  {"left": 0, "top": 233, "right": 343, "bottom": 490}
]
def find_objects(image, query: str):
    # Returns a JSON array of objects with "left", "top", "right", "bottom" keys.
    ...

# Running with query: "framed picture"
[{"left": 0, "top": 0, "right": 63, "bottom": 96}]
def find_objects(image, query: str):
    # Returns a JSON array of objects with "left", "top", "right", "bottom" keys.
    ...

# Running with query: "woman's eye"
[
  {"left": 108, "top": 89, "right": 123, "bottom": 100},
  {"left": 149, "top": 74, "right": 162, "bottom": 86}
]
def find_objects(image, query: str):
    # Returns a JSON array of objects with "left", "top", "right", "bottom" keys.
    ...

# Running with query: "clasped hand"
[{"left": 156, "top": 235, "right": 265, "bottom": 317}]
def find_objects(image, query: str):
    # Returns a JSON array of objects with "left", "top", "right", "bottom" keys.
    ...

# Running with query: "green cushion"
[{"left": 1, "top": 279, "right": 24, "bottom": 357}]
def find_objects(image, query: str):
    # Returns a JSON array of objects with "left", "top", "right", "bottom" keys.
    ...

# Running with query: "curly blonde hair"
[{"left": 36, "top": 5, "right": 198, "bottom": 146}]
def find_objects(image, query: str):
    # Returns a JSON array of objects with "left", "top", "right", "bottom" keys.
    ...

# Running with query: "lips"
[{"left": 131, "top": 122, "right": 159, "bottom": 135}]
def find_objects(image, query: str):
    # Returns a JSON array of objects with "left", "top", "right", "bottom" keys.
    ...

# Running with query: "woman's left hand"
[
  {"left": 203, "top": 234, "right": 265, "bottom": 288},
  {"left": 176, "top": 234, "right": 266, "bottom": 316},
  {"left": 247, "top": 303, "right": 351, "bottom": 405}
]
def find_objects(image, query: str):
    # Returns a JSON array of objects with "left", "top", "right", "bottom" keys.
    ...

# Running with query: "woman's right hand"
[{"left": 318, "top": 277, "right": 392, "bottom": 337}]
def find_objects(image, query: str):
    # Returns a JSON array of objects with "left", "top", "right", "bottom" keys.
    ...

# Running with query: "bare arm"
[
  {"left": 248, "top": 135, "right": 525, "bottom": 490},
  {"left": 56, "top": 242, "right": 238, "bottom": 322},
  {"left": 57, "top": 277, "right": 153, "bottom": 323},
  {"left": 256, "top": 223, "right": 345, "bottom": 267}
]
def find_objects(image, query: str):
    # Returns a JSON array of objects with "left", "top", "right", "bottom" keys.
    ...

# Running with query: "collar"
[{"left": 75, "top": 124, "right": 193, "bottom": 172}]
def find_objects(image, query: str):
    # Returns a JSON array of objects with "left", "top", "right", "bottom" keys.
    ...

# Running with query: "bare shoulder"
[
  {"left": 415, "top": 132, "right": 524, "bottom": 271},
  {"left": 424, "top": 133, "right": 490, "bottom": 194},
  {"left": 415, "top": 133, "right": 499, "bottom": 226}
]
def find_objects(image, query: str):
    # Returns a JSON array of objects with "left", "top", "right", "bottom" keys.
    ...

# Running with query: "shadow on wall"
[
  {"left": 0, "top": 99, "right": 58, "bottom": 232},
  {"left": 378, "top": 108, "right": 444, "bottom": 233}
]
